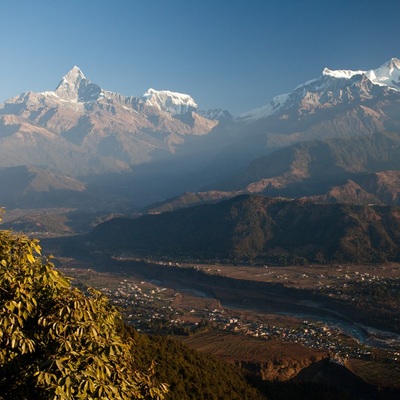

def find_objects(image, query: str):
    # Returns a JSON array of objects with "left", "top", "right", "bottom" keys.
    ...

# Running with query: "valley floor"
[{"left": 54, "top": 255, "right": 400, "bottom": 395}]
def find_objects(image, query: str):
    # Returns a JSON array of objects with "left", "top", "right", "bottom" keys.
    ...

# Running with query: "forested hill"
[{"left": 86, "top": 195, "right": 400, "bottom": 264}]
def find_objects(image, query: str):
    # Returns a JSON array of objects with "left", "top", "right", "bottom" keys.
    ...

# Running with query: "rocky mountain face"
[
  {"left": 0, "top": 67, "right": 221, "bottom": 176},
  {"left": 239, "top": 58, "right": 400, "bottom": 128},
  {"left": 220, "top": 58, "right": 400, "bottom": 168}
]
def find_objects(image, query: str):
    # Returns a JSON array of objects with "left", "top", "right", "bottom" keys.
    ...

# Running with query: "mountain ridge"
[
  {"left": 85, "top": 194, "right": 400, "bottom": 264},
  {"left": 239, "top": 58, "right": 400, "bottom": 121},
  {"left": 0, "top": 67, "right": 221, "bottom": 175}
]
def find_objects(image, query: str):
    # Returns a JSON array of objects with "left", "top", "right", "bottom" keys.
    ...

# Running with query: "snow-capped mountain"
[
  {"left": 202, "top": 57, "right": 400, "bottom": 186},
  {"left": 139, "top": 88, "right": 198, "bottom": 115},
  {"left": 239, "top": 58, "right": 400, "bottom": 122},
  {"left": 0, "top": 67, "right": 221, "bottom": 175},
  {"left": 6, "top": 66, "right": 202, "bottom": 118},
  {"left": 365, "top": 58, "right": 400, "bottom": 90},
  {"left": 53, "top": 66, "right": 102, "bottom": 103},
  {"left": 1, "top": 59, "right": 400, "bottom": 207}
]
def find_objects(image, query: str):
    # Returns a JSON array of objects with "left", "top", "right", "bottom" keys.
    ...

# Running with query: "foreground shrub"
[{"left": 0, "top": 222, "right": 167, "bottom": 399}]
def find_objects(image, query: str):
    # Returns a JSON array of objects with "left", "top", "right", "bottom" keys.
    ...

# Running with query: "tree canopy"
[{"left": 0, "top": 218, "right": 167, "bottom": 399}]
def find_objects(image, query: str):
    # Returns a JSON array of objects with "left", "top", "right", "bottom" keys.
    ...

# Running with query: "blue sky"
[{"left": 1, "top": 0, "right": 399, "bottom": 114}]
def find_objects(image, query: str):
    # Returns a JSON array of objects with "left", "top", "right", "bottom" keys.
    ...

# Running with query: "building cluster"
[
  {"left": 101, "top": 277, "right": 399, "bottom": 363},
  {"left": 206, "top": 310, "right": 375, "bottom": 360}
]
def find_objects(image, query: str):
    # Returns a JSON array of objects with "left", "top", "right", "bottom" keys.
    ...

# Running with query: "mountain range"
[
  {"left": 0, "top": 66, "right": 224, "bottom": 176},
  {"left": 1, "top": 58, "right": 400, "bottom": 209}
]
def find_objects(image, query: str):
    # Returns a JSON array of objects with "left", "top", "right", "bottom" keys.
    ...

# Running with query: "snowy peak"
[
  {"left": 63, "top": 65, "right": 86, "bottom": 82},
  {"left": 366, "top": 58, "right": 400, "bottom": 90},
  {"left": 323, "top": 58, "right": 400, "bottom": 90},
  {"left": 52, "top": 70, "right": 200, "bottom": 113},
  {"left": 388, "top": 57, "right": 400, "bottom": 69},
  {"left": 240, "top": 57, "right": 400, "bottom": 121},
  {"left": 322, "top": 67, "right": 365, "bottom": 79},
  {"left": 140, "top": 88, "right": 198, "bottom": 115},
  {"left": 54, "top": 66, "right": 102, "bottom": 102}
]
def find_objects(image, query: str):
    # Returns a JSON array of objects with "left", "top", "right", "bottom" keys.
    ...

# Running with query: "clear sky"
[{"left": 1, "top": 0, "right": 399, "bottom": 115}]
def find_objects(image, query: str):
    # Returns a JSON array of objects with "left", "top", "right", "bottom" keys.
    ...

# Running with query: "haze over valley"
[{"left": 2, "top": 1, "right": 400, "bottom": 399}]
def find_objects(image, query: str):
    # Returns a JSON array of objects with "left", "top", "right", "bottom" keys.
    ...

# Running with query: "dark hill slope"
[
  {"left": 86, "top": 195, "right": 400, "bottom": 264},
  {"left": 128, "top": 329, "right": 265, "bottom": 400},
  {"left": 145, "top": 190, "right": 238, "bottom": 213}
]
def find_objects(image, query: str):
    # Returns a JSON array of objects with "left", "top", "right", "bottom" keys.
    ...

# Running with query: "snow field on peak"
[
  {"left": 11, "top": 67, "right": 202, "bottom": 117},
  {"left": 237, "top": 93, "right": 289, "bottom": 121},
  {"left": 239, "top": 57, "right": 400, "bottom": 122},
  {"left": 365, "top": 58, "right": 400, "bottom": 90},
  {"left": 140, "top": 88, "right": 198, "bottom": 115},
  {"left": 322, "top": 68, "right": 365, "bottom": 79},
  {"left": 323, "top": 58, "right": 400, "bottom": 90}
]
